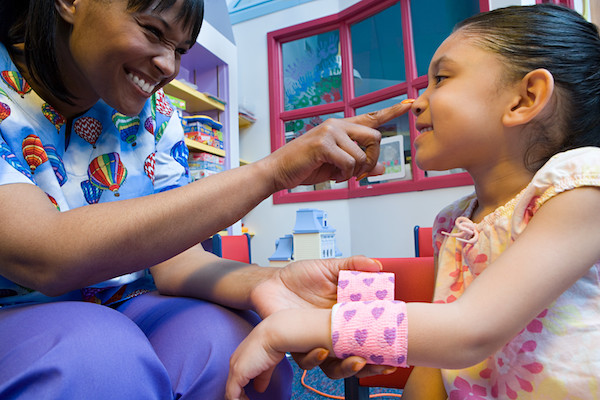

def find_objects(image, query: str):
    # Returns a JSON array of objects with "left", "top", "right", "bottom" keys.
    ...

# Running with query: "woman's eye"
[
  {"left": 435, "top": 75, "right": 448, "bottom": 85},
  {"left": 144, "top": 25, "right": 163, "bottom": 39}
]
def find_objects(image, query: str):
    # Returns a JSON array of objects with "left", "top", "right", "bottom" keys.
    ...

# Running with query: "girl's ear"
[
  {"left": 502, "top": 69, "right": 555, "bottom": 127},
  {"left": 55, "top": 0, "right": 77, "bottom": 24}
]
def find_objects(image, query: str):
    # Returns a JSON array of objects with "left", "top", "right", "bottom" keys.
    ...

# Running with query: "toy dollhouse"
[{"left": 268, "top": 209, "right": 341, "bottom": 267}]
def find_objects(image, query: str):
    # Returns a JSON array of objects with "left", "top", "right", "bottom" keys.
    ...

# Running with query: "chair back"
[
  {"left": 211, "top": 233, "right": 252, "bottom": 263},
  {"left": 357, "top": 256, "right": 435, "bottom": 389},
  {"left": 414, "top": 226, "right": 433, "bottom": 257}
]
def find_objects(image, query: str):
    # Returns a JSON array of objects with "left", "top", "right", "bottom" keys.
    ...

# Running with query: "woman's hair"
[
  {"left": 0, "top": 0, "right": 204, "bottom": 105},
  {"left": 454, "top": 4, "right": 600, "bottom": 171}
]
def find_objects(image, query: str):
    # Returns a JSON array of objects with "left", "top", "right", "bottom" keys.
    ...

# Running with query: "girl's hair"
[
  {"left": 0, "top": 0, "right": 204, "bottom": 105},
  {"left": 455, "top": 4, "right": 600, "bottom": 171}
]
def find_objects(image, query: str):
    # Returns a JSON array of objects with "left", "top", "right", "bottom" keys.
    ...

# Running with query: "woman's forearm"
[
  {"left": 151, "top": 244, "right": 278, "bottom": 311},
  {"left": 0, "top": 161, "right": 275, "bottom": 295}
]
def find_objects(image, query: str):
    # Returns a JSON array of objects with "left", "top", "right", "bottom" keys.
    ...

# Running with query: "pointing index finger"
[{"left": 345, "top": 99, "right": 414, "bottom": 129}]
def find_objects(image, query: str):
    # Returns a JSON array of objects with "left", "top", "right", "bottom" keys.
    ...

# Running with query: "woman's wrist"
[{"left": 247, "top": 265, "right": 282, "bottom": 317}]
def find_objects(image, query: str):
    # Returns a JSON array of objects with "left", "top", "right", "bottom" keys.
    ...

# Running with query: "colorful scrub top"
[
  {"left": 432, "top": 147, "right": 600, "bottom": 399},
  {"left": 0, "top": 44, "right": 190, "bottom": 306}
]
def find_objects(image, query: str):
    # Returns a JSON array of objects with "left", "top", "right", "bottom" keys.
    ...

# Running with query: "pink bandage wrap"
[
  {"left": 332, "top": 270, "right": 409, "bottom": 368},
  {"left": 336, "top": 270, "right": 395, "bottom": 302}
]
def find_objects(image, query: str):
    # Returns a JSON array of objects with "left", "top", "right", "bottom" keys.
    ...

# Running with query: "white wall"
[{"left": 233, "top": 0, "right": 476, "bottom": 265}]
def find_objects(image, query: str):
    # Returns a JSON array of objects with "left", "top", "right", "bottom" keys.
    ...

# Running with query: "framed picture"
[{"left": 368, "top": 135, "right": 405, "bottom": 182}]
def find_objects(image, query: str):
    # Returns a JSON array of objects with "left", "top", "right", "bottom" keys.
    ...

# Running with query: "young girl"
[
  {"left": 225, "top": 5, "right": 600, "bottom": 400},
  {"left": 0, "top": 0, "right": 411, "bottom": 398}
]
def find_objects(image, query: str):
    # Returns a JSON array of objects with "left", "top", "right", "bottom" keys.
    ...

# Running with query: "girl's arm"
[
  {"left": 227, "top": 187, "right": 600, "bottom": 397},
  {"left": 405, "top": 187, "right": 600, "bottom": 368}
]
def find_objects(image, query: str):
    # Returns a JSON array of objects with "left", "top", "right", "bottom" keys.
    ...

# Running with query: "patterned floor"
[{"left": 289, "top": 355, "right": 403, "bottom": 399}]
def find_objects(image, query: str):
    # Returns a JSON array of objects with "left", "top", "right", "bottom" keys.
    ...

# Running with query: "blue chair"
[{"left": 413, "top": 225, "right": 433, "bottom": 257}]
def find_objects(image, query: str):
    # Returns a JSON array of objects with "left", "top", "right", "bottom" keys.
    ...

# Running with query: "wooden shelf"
[
  {"left": 165, "top": 80, "right": 225, "bottom": 113},
  {"left": 239, "top": 115, "right": 255, "bottom": 129},
  {"left": 184, "top": 137, "right": 226, "bottom": 157}
]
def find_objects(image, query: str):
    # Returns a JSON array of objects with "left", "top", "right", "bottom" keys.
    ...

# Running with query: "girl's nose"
[{"left": 412, "top": 98, "right": 424, "bottom": 116}]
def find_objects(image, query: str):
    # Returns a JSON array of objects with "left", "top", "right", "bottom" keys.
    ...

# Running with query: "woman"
[{"left": 0, "top": 0, "right": 410, "bottom": 398}]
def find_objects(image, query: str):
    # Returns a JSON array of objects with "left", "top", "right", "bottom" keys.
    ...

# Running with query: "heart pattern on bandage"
[
  {"left": 337, "top": 270, "right": 395, "bottom": 302},
  {"left": 332, "top": 270, "right": 409, "bottom": 368}
]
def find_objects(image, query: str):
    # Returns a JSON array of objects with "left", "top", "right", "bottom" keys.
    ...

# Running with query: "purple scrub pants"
[{"left": 0, "top": 291, "right": 292, "bottom": 399}]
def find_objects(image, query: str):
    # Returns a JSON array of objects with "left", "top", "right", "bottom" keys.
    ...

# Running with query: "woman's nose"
[{"left": 153, "top": 48, "right": 177, "bottom": 78}]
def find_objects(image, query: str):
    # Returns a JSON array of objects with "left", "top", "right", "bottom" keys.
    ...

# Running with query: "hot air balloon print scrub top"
[{"left": 0, "top": 44, "right": 191, "bottom": 306}]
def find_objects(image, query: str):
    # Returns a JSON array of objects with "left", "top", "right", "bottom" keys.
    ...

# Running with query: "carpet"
[{"left": 289, "top": 355, "right": 403, "bottom": 399}]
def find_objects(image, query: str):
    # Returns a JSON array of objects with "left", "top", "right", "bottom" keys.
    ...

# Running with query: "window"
[
  {"left": 536, "top": 0, "right": 574, "bottom": 7},
  {"left": 268, "top": 0, "right": 484, "bottom": 204}
]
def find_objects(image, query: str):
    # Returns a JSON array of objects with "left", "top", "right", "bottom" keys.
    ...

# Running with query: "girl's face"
[
  {"left": 63, "top": 0, "right": 195, "bottom": 116},
  {"left": 412, "top": 31, "right": 518, "bottom": 173}
]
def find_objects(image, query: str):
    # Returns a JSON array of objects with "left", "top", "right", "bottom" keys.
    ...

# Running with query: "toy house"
[{"left": 269, "top": 209, "right": 341, "bottom": 267}]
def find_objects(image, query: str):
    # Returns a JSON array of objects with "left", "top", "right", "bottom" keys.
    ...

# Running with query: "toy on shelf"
[
  {"left": 188, "top": 152, "right": 225, "bottom": 182},
  {"left": 183, "top": 115, "right": 224, "bottom": 150},
  {"left": 268, "top": 208, "right": 342, "bottom": 267}
]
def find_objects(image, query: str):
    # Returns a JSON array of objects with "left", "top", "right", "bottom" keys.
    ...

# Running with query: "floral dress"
[
  {"left": 432, "top": 147, "right": 600, "bottom": 399},
  {"left": 0, "top": 44, "right": 190, "bottom": 307}
]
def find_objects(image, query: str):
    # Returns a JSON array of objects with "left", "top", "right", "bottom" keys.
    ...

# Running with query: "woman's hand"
[
  {"left": 262, "top": 102, "right": 413, "bottom": 191},
  {"left": 249, "top": 256, "right": 396, "bottom": 379}
]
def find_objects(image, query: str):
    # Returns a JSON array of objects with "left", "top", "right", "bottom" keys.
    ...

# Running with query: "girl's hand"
[
  {"left": 225, "top": 317, "right": 286, "bottom": 400},
  {"left": 226, "top": 309, "right": 333, "bottom": 400},
  {"left": 249, "top": 256, "right": 394, "bottom": 379},
  {"left": 262, "top": 102, "right": 413, "bottom": 191}
]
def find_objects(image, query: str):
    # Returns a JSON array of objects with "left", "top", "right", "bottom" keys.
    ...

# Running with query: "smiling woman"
[{"left": 0, "top": 0, "right": 412, "bottom": 398}]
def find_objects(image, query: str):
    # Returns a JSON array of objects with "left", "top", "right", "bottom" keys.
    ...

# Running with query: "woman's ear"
[
  {"left": 502, "top": 69, "right": 555, "bottom": 127},
  {"left": 55, "top": 0, "right": 77, "bottom": 24}
]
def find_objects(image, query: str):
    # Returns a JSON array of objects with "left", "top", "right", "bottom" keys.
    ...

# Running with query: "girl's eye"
[{"left": 435, "top": 75, "right": 448, "bottom": 85}]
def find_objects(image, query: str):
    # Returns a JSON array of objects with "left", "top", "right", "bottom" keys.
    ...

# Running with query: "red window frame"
[
  {"left": 268, "top": 0, "right": 487, "bottom": 204},
  {"left": 536, "top": 0, "right": 575, "bottom": 7}
]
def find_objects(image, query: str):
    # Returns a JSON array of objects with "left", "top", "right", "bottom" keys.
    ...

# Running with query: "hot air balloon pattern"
[
  {"left": 0, "top": 101, "right": 10, "bottom": 123},
  {"left": 1, "top": 71, "right": 32, "bottom": 98},
  {"left": 155, "top": 120, "right": 168, "bottom": 144},
  {"left": 81, "top": 179, "right": 103, "bottom": 204},
  {"left": 44, "top": 145, "right": 67, "bottom": 186},
  {"left": 0, "top": 143, "right": 32, "bottom": 179},
  {"left": 154, "top": 90, "right": 173, "bottom": 117},
  {"left": 112, "top": 110, "right": 140, "bottom": 146},
  {"left": 22, "top": 134, "right": 48, "bottom": 173},
  {"left": 42, "top": 103, "right": 66, "bottom": 132},
  {"left": 87, "top": 152, "right": 127, "bottom": 197},
  {"left": 170, "top": 140, "right": 189, "bottom": 175},
  {"left": 144, "top": 116, "right": 155, "bottom": 135},
  {"left": 47, "top": 194, "right": 60, "bottom": 211},
  {"left": 144, "top": 152, "right": 156, "bottom": 184},
  {"left": 74, "top": 116, "right": 103, "bottom": 147}
]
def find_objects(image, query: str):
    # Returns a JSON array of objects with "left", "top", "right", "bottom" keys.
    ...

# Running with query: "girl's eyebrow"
[{"left": 430, "top": 55, "right": 456, "bottom": 73}]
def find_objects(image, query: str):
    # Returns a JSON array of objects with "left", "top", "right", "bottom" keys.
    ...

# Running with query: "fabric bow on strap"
[{"left": 442, "top": 216, "right": 479, "bottom": 244}]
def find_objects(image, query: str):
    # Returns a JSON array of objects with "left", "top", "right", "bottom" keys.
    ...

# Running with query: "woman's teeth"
[
  {"left": 420, "top": 127, "right": 433, "bottom": 133},
  {"left": 128, "top": 73, "right": 156, "bottom": 94}
]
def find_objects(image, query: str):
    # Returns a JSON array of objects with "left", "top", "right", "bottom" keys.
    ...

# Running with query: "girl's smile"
[{"left": 411, "top": 31, "right": 521, "bottom": 178}]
